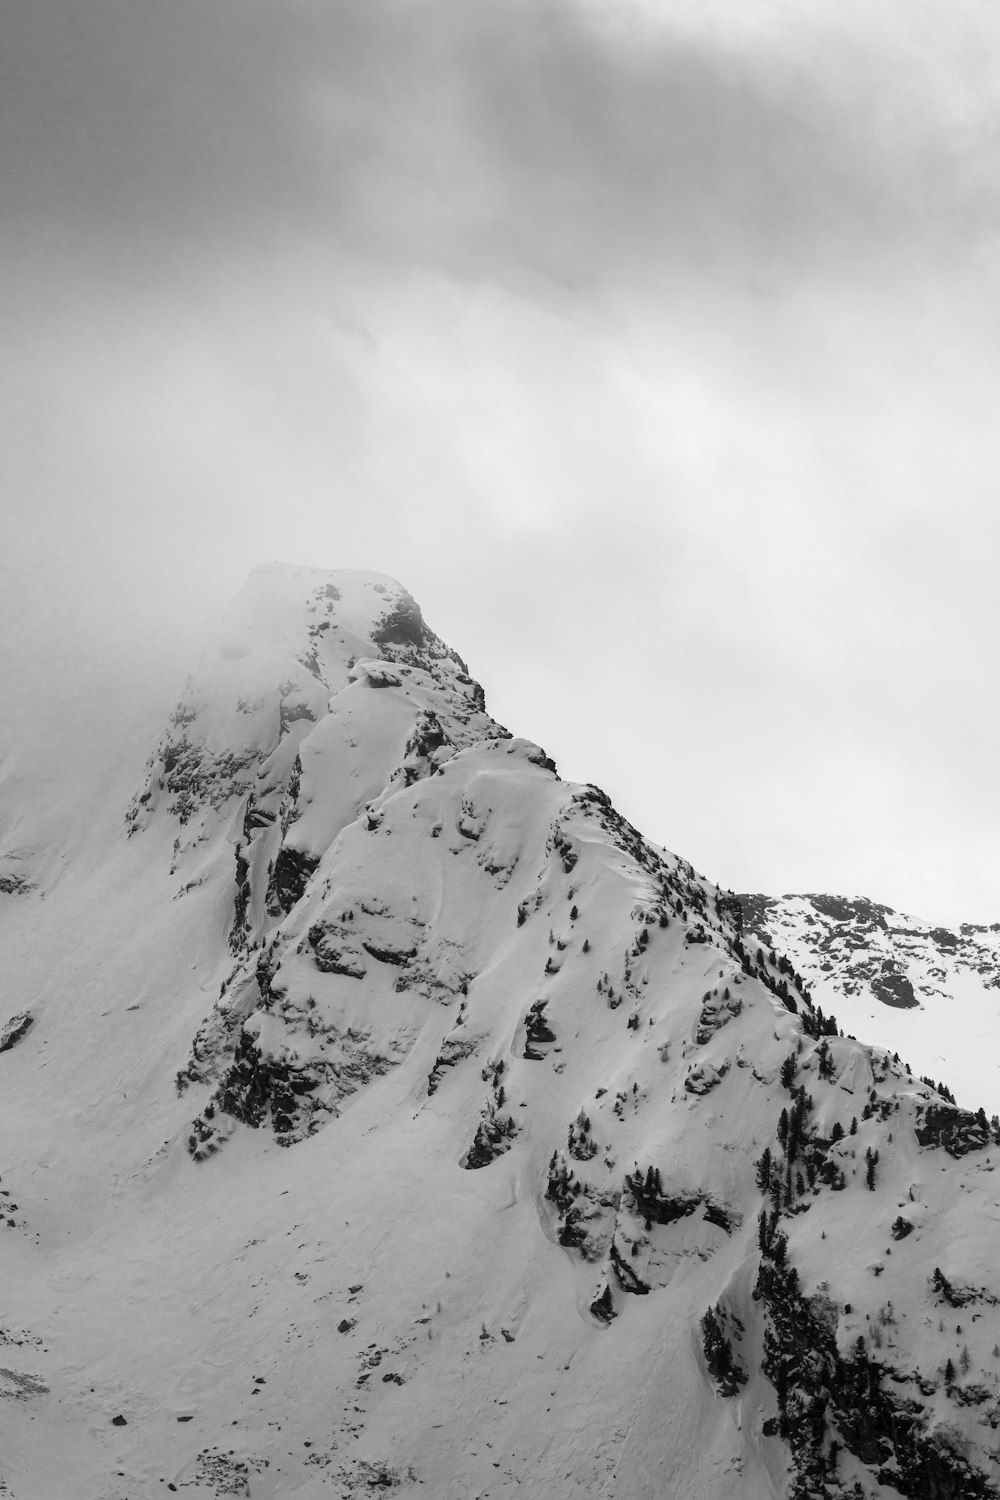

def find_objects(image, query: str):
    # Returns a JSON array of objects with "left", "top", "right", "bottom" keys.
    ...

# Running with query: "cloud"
[
  {"left": 5, "top": 0, "right": 1000, "bottom": 297},
  {"left": 4, "top": 0, "right": 1000, "bottom": 921}
]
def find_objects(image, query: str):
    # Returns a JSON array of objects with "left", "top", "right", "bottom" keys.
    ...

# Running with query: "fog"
[{"left": 4, "top": 0, "right": 1000, "bottom": 920}]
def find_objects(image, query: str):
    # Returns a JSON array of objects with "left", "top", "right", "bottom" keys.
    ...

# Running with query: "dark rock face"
[
  {"left": 361, "top": 941, "right": 417, "bottom": 967},
  {"left": 160, "top": 739, "right": 260, "bottom": 827},
  {"left": 218, "top": 1031, "right": 273, "bottom": 1131},
  {"left": 624, "top": 1167, "right": 738, "bottom": 1234},
  {"left": 930, "top": 1268, "right": 998, "bottom": 1310},
  {"left": 700, "top": 1305, "right": 747, "bottom": 1397},
  {"left": 915, "top": 1103, "right": 991, "bottom": 1157},
  {"left": 695, "top": 988, "right": 742, "bottom": 1044},
  {"left": 804, "top": 894, "right": 891, "bottom": 929},
  {"left": 403, "top": 711, "right": 448, "bottom": 762},
  {"left": 216, "top": 1031, "right": 322, "bottom": 1141},
  {"left": 278, "top": 698, "right": 316, "bottom": 736},
  {"left": 307, "top": 923, "right": 367, "bottom": 979},
  {"left": 740, "top": 1055, "right": 1000, "bottom": 1498},
  {"left": 545, "top": 1153, "right": 614, "bottom": 1260},
  {"left": 462, "top": 1112, "right": 517, "bottom": 1170},
  {"left": 869, "top": 963, "right": 917, "bottom": 1009},
  {"left": 270, "top": 847, "right": 319, "bottom": 915},
  {"left": 231, "top": 847, "right": 251, "bottom": 950},
  {"left": 426, "top": 1036, "right": 478, "bottom": 1096},
  {"left": 0, "top": 1012, "right": 33, "bottom": 1053},
  {"left": 589, "top": 1284, "right": 615, "bottom": 1324},
  {"left": 609, "top": 1240, "right": 650, "bottom": 1295},
  {"left": 371, "top": 594, "right": 425, "bottom": 649},
  {"left": 523, "top": 1000, "right": 556, "bottom": 1058},
  {"left": 737, "top": 892, "right": 783, "bottom": 933},
  {"left": 188, "top": 1013, "right": 396, "bottom": 1151}
]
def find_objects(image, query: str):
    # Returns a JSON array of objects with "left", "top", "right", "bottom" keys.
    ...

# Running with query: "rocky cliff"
[{"left": 0, "top": 566, "right": 998, "bottom": 1499}]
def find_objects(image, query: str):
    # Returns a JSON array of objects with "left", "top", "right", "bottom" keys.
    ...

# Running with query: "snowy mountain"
[
  {"left": 1, "top": 564, "right": 1000, "bottom": 1500},
  {"left": 740, "top": 893, "right": 1000, "bottom": 1120}
]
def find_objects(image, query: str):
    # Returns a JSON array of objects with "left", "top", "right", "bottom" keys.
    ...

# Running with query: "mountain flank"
[{"left": 0, "top": 564, "right": 998, "bottom": 1499}]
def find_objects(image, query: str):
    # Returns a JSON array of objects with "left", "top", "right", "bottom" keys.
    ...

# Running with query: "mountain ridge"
[{"left": 0, "top": 565, "right": 998, "bottom": 1499}]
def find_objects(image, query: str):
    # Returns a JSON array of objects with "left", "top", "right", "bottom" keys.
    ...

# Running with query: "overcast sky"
[{"left": 3, "top": 0, "right": 1000, "bottom": 922}]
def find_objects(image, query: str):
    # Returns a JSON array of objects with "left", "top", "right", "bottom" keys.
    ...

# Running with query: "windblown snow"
[{"left": 0, "top": 564, "right": 998, "bottom": 1500}]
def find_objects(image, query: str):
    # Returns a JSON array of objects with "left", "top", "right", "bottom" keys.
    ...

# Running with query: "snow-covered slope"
[
  {"left": 1, "top": 566, "right": 999, "bottom": 1500},
  {"left": 741, "top": 893, "right": 1000, "bottom": 1118}
]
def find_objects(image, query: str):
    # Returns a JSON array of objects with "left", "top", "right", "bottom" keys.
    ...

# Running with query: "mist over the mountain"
[
  {"left": 6, "top": 0, "right": 1000, "bottom": 923},
  {"left": 7, "top": 3, "right": 1000, "bottom": 1492}
]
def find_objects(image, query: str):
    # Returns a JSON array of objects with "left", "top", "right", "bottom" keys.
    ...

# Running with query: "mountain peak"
[
  {"left": 3, "top": 568, "right": 1000, "bottom": 1498},
  {"left": 126, "top": 563, "right": 507, "bottom": 861},
  {"left": 217, "top": 563, "right": 429, "bottom": 670}
]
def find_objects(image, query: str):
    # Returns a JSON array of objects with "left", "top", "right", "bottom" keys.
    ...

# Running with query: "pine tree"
[
  {"left": 757, "top": 1209, "right": 770, "bottom": 1253},
  {"left": 755, "top": 1147, "right": 772, "bottom": 1194},
  {"left": 817, "top": 1038, "right": 835, "bottom": 1080},
  {"left": 777, "top": 1108, "right": 790, "bottom": 1149},
  {"left": 779, "top": 1052, "right": 797, "bottom": 1089},
  {"left": 865, "top": 1146, "right": 879, "bottom": 1190},
  {"left": 700, "top": 1306, "right": 733, "bottom": 1386}
]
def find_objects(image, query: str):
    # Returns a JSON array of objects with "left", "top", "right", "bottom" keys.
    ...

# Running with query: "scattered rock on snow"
[{"left": 0, "top": 1013, "right": 33, "bottom": 1053}]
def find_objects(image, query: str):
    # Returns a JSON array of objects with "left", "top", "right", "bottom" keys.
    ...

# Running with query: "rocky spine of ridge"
[
  {"left": 6, "top": 564, "right": 1000, "bottom": 1497},
  {"left": 127, "top": 566, "right": 508, "bottom": 942},
  {"left": 136, "top": 573, "right": 1000, "bottom": 1493}
]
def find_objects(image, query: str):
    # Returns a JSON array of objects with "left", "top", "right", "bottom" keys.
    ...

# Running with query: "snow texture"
[{"left": 0, "top": 564, "right": 998, "bottom": 1499}]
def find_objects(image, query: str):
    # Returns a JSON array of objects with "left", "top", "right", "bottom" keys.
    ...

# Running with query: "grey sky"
[{"left": 3, "top": 0, "right": 1000, "bottom": 922}]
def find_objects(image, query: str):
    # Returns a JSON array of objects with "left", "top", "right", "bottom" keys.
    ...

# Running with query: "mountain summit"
[{"left": 1, "top": 566, "right": 999, "bottom": 1499}]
